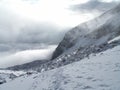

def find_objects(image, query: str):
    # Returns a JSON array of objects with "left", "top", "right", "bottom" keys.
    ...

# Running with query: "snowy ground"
[
  {"left": 0, "top": 45, "right": 120, "bottom": 90},
  {"left": 0, "top": 70, "right": 26, "bottom": 85}
]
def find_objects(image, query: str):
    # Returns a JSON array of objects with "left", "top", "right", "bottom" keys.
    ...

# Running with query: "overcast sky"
[
  {"left": 0, "top": 0, "right": 120, "bottom": 68},
  {"left": 0, "top": 0, "right": 119, "bottom": 44}
]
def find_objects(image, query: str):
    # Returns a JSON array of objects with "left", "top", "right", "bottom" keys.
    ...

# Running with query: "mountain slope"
[
  {"left": 0, "top": 45, "right": 120, "bottom": 90},
  {"left": 7, "top": 60, "right": 49, "bottom": 71},
  {"left": 52, "top": 4, "right": 120, "bottom": 59}
]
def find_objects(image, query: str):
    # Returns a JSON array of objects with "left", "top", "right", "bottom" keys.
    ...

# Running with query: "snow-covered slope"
[
  {"left": 0, "top": 45, "right": 120, "bottom": 90},
  {"left": 0, "top": 70, "right": 26, "bottom": 84},
  {"left": 52, "top": 4, "right": 120, "bottom": 59}
]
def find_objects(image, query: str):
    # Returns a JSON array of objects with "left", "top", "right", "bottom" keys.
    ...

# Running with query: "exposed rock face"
[
  {"left": 52, "top": 4, "right": 120, "bottom": 59},
  {"left": 52, "top": 26, "right": 88, "bottom": 59}
]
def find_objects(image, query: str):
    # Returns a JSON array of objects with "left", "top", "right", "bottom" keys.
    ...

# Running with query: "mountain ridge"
[{"left": 52, "top": 3, "right": 120, "bottom": 59}]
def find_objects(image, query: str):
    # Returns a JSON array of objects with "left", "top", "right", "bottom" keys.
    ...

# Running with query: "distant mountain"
[{"left": 7, "top": 60, "right": 49, "bottom": 71}]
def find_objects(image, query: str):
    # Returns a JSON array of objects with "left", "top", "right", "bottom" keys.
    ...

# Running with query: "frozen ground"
[
  {"left": 0, "top": 45, "right": 120, "bottom": 90},
  {"left": 0, "top": 70, "right": 26, "bottom": 84}
]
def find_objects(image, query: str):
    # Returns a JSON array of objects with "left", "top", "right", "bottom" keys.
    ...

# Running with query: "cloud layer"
[
  {"left": 0, "top": 45, "right": 57, "bottom": 68},
  {"left": 70, "top": 0, "right": 119, "bottom": 13}
]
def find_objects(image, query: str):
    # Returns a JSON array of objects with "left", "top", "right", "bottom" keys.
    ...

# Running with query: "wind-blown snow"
[
  {"left": 0, "top": 45, "right": 120, "bottom": 90},
  {"left": 108, "top": 35, "right": 120, "bottom": 44}
]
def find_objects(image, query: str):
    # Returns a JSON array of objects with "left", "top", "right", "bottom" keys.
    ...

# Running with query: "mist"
[{"left": 0, "top": 45, "right": 57, "bottom": 68}]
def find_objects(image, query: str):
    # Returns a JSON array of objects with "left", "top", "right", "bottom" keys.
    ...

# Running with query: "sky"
[{"left": 0, "top": 0, "right": 120, "bottom": 68}]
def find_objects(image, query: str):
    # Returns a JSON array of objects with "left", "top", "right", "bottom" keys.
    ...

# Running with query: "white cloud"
[
  {"left": 0, "top": 45, "right": 57, "bottom": 68},
  {"left": 0, "top": 0, "right": 97, "bottom": 44},
  {"left": 101, "top": 0, "right": 120, "bottom": 2},
  {"left": 0, "top": 0, "right": 95, "bottom": 27}
]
